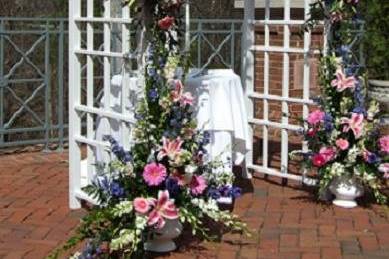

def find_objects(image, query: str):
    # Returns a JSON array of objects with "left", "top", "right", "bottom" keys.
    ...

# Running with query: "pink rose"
[
  {"left": 307, "top": 128, "right": 317, "bottom": 137},
  {"left": 307, "top": 110, "right": 325, "bottom": 125},
  {"left": 319, "top": 147, "right": 337, "bottom": 162},
  {"left": 336, "top": 138, "right": 349, "bottom": 151},
  {"left": 134, "top": 198, "right": 151, "bottom": 214},
  {"left": 378, "top": 136, "right": 389, "bottom": 154},
  {"left": 312, "top": 154, "right": 326, "bottom": 167},
  {"left": 158, "top": 16, "right": 175, "bottom": 30}
]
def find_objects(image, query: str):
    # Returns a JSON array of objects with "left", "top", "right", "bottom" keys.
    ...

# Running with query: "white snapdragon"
[
  {"left": 330, "top": 129, "right": 341, "bottom": 142},
  {"left": 110, "top": 229, "right": 136, "bottom": 251},
  {"left": 367, "top": 100, "right": 380, "bottom": 120},
  {"left": 69, "top": 252, "right": 82, "bottom": 259},
  {"left": 112, "top": 201, "right": 133, "bottom": 217},
  {"left": 330, "top": 162, "right": 346, "bottom": 177},
  {"left": 347, "top": 146, "right": 360, "bottom": 164}
]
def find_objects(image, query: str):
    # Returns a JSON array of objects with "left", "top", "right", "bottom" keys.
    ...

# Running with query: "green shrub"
[{"left": 360, "top": 0, "right": 389, "bottom": 80}]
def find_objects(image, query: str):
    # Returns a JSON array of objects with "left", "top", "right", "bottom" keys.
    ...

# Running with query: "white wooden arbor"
[
  {"left": 68, "top": 0, "right": 190, "bottom": 209},
  {"left": 69, "top": 0, "right": 318, "bottom": 209},
  {"left": 241, "top": 0, "right": 317, "bottom": 184}
]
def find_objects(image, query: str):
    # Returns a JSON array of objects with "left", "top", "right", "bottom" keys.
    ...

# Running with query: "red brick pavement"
[{"left": 0, "top": 151, "right": 389, "bottom": 259}]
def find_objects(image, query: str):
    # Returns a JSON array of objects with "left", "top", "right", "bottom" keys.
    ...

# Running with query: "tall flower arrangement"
[
  {"left": 299, "top": 0, "right": 388, "bottom": 203},
  {"left": 56, "top": 1, "right": 247, "bottom": 258}
]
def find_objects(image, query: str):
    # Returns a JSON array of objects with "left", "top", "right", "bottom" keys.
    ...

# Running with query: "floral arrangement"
[
  {"left": 54, "top": 1, "right": 247, "bottom": 258},
  {"left": 297, "top": 0, "right": 388, "bottom": 203}
]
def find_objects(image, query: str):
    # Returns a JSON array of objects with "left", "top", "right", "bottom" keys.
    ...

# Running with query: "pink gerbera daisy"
[
  {"left": 189, "top": 175, "right": 207, "bottom": 195},
  {"left": 143, "top": 163, "right": 167, "bottom": 186}
]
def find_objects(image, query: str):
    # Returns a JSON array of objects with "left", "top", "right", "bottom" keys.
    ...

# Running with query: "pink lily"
[
  {"left": 157, "top": 137, "right": 183, "bottom": 161},
  {"left": 171, "top": 80, "right": 183, "bottom": 102},
  {"left": 331, "top": 69, "right": 357, "bottom": 92},
  {"left": 340, "top": 113, "right": 364, "bottom": 139},
  {"left": 147, "top": 190, "right": 179, "bottom": 229},
  {"left": 181, "top": 92, "right": 194, "bottom": 106}
]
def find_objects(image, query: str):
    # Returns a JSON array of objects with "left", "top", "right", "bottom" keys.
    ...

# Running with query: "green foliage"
[{"left": 360, "top": 0, "right": 389, "bottom": 80}]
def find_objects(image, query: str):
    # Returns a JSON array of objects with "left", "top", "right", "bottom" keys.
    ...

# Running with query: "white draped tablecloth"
[
  {"left": 93, "top": 69, "right": 251, "bottom": 175},
  {"left": 186, "top": 69, "right": 252, "bottom": 173}
]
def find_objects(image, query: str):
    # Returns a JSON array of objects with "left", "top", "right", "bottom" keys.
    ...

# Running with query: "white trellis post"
[
  {"left": 241, "top": 0, "right": 255, "bottom": 179},
  {"left": 69, "top": 0, "right": 82, "bottom": 209}
]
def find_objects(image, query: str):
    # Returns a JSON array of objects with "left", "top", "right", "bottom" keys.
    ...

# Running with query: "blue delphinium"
[
  {"left": 103, "top": 135, "right": 132, "bottom": 163},
  {"left": 79, "top": 241, "right": 102, "bottom": 259},
  {"left": 207, "top": 188, "right": 221, "bottom": 199},
  {"left": 312, "top": 96, "right": 323, "bottom": 105},
  {"left": 208, "top": 185, "right": 242, "bottom": 199},
  {"left": 353, "top": 80, "right": 366, "bottom": 114},
  {"left": 323, "top": 113, "right": 334, "bottom": 132},
  {"left": 165, "top": 177, "right": 180, "bottom": 197},
  {"left": 367, "top": 152, "right": 381, "bottom": 164},
  {"left": 352, "top": 106, "right": 366, "bottom": 115},
  {"left": 147, "top": 67, "right": 157, "bottom": 78},
  {"left": 97, "top": 176, "right": 125, "bottom": 199},
  {"left": 110, "top": 181, "right": 125, "bottom": 198},
  {"left": 148, "top": 88, "right": 159, "bottom": 102}
]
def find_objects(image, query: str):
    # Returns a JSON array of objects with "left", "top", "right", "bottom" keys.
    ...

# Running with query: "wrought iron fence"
[{"left": 0, "top": 17, "right": 243, "bottom": 150}]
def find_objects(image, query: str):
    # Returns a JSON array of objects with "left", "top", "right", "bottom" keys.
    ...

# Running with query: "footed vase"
[
  {"left": 329, "top": 176, "right": 364, "bottom": 209},
  {"left": 144, "top": 219, "right": 183, "bottom": 253}
]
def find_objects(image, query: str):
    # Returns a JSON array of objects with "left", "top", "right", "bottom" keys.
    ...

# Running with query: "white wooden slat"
[
  {"left": 74, "top": 135, "right": 110, "bottom": 148},
  {"left": 241, "top": 0, "right": 255, "bottom": 179},
  {"left": 74, "top": 17, "right": 133, "bottom": 24},
  {"left": 74, "top": 104, "right": 137, "bottom": 124},
  {"left": 248, "top": 92, "right": 314, "bottom": 105},
  {"left": 248, "top": 118, "right": 302, "bottom": 132},
  {"left": 74, "top": 49, "right": 131, "bottom": 58},
  {"left": 250, "top": 20, "right": 305, "bottom": 25},
  {"left": 281, "top": 0, "right": 291, "bottom": 179},
  {"left": 69, "top": 0, "right": 82, "bottom": 209},
  {"left": 103, "top": 0, "right": 112, "bottom": 155},
  {"left": 247, "top": 164, "right": 317, "bottom": 186},
  {"left": 121, "top": 4, "right": 131, "bottom": 150},
  {"left": 302, "top": 0, "right": 313, "bottom": 181},
  {"left": 235, "top": 0, "right": 305, "bottom": 8},
  {"left": 74, "top": 189, "right": 99, "bottom": 205},
  {"left": 247, "top": 164, "right": 303, "bottom": 181},
  {"left": 185, "top": 3, "right": 190, "bottom": 52},
  {"left": 86, "top": 0, "right": 95, "bottom": 185},
  {"left": 75, "top": 135, "right": 135, "bottom": 148},
  {"left": 250, "top": 45, "right": 316, "bottom": 54},
  {"left": 262, "top": 0, "right": 270, "bottom": 169}
]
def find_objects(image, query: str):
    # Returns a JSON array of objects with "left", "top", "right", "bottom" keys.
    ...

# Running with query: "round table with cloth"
[
  {"left": 88, "top": 69, "right": 251, "bottom": 182},
  {"left": 185, "top": 69, "right": 252, "bottom": 175}
]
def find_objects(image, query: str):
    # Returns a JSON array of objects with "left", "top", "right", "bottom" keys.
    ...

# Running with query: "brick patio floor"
[{"left": 0, "top": 151, "right": 389, "bottom": 259}]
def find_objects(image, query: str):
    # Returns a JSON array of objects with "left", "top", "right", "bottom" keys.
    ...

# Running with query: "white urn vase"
[
  {"left": 329, "top": 176, "right": 364, "bottom": 209},
  {"left": 144, "top": 219, "right": 183, "bottom": 253}
]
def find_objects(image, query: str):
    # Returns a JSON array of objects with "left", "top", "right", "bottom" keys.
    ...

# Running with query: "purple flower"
[
  {"left": 207, "top": 188, "right": 221, "bottom": 199},
  {"left": 148, "top": 88, "right": 159, "bottom": 102},
  {"left": 97, "top": 177, "right": 125, "bottom": 198},
  {"left": 165, "top": 177, "right": 180, "bottom": 197},
  {"left": 110, "top": 182, "right": 125, "bottom": 197},
  {"left": 103, "top": 135, "right": 132, "bottom": 163},
  {"left": 324, "top": 113, "right": 334, "bottom": 132}
]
